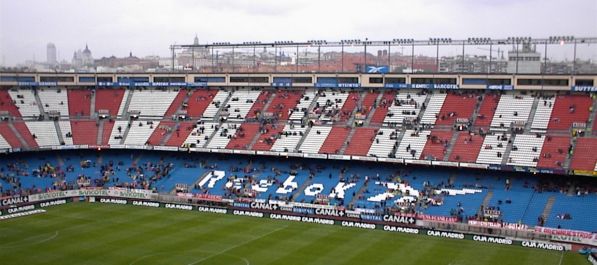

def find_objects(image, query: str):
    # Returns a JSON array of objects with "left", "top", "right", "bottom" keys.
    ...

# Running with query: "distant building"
[
  {"left": 95, "top": 52, "right": 159, "bottom": 71},
  {"left": 175, "top": 35, "right": 210, "bottom": 70},
  {"left": 72, "top": 44, "right": 94, "bottom": 68},
  {"left": 507, "top": 43, "right": 541, "bottom": 74},
  {"left": 439, "top": 55, "right": 507, "bottom": 73},
  {"left": 46, "top": 43, "right": 57, "bottom": 66}
]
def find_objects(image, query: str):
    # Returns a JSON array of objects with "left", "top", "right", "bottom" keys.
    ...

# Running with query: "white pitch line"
[
  {"left": 0, "top": 231, "right": 59, "bottom": 249},
  {"left": 187, "top": 225, "right": 288, "bottom": 265},
  {"left": 37, "top": 230, "right": 59, "bottom": 244},
  {"left": 128, "top": 251, "right": 176, "bottom": 265},
  {"left": 128, "top": 250, "right": 215, "bottom": 265}
]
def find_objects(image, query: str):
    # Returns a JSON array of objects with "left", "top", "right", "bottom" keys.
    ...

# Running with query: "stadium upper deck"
[{"left": 0, "top": 73, "right": 596, "bottom": 177}]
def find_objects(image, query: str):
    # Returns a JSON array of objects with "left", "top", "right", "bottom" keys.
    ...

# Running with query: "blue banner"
[
  {"left": 487, "top": 85, "right": 514, "bottom": 90},
  {"left": 315, "top": 83, "right": 337, "bottom": 88},
  {"left": 96, "top": 82, "right": 114, "bottom": 87},
  {"left": 272, "top": 77, "right": 292, "bottom": 87},
  {"left": 151, "top": 82, "right": 172, "bottom": 87},
  {"left": 571, "top": 86, "right": 597, "bottom": 92},
  {"left": 337, "top": 83, "right": 360, "bottom": 88},
  {"left": 432, "top": 84, "right": 459, "bottom": 90},
  {"left": 272, "top": 82, "right": 292, "bottom": 87},
  {"left": 410, "top": 84, "right": 432, "bottom": 89},
  {"left": 316, "top": 83, "right": 360, "bottom": 88},
  {"left": 17, "top": 82, "right": 57, "bottom": 87},
  {"left": 187, "top": 82, "right": 208, "bottom": 87},
  {"left": 366, "top": 65, "right": 390, "bottom": 74},
  {"left": 384, "top": 83, "right": 410, "bottom": 89},
  {"left": 384, "top": 83, "right": 459, "bottom": 89},
  {"left": 94, "top": 82, "right": 206, "bottom": 87},
  {"left": 133, "top": 82, "right": 151, "bottom": 87}
]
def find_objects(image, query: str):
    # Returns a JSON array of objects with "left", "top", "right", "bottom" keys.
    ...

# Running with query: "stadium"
[
  {"left": 2, "top": 43, "right": 597, "bottom": 263},
  {"left": 1, "top": 0, "right": 597, "bottom": 257}
]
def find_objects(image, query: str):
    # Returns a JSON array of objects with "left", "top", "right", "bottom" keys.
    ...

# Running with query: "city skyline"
[{"left": 1, "top": 0, "right": 596, "bottom": 67}]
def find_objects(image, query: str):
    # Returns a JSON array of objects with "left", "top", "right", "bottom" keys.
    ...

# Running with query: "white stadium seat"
[
  {"left": 38, "top": 88, "right": 69, "bottom": 116},
  {"left": 127, "top": 90, "right": 179, "bottom": 117},
  {"left": 124, "top": 121, "right": 160, "bottom": 145},
  {"left": 270, "top": 124, "right": 307, "bottom": 152},
  {"left": 26, "top": 121, "right": 60, "bottom": 147},
  {"left": 299, "top": 126, "right": 332, "bottom": 154}
]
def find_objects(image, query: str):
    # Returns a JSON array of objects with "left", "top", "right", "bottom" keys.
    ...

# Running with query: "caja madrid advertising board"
[{"left": 2, "top": 192, "right": 576, "bottom": 252}]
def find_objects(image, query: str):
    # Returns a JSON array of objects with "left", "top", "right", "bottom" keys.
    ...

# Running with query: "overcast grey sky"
[{"left": 1, "top": 0, "right": 596, "bottom": 66}]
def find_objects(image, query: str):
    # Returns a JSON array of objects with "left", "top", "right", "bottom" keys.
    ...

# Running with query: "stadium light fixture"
[
  {"left": 429, "top": 38, "right": 452, "bottom": 44},
  {"left": 548, "top": 36, "right": 574, "bottom": 44},
  {"left": 392, "top": 38, "right": 414, "bottom": 44},
  {"left": 308, "top": 40, "right": 328, "bottom": 47},
  {"left": 467, "top": 37, "right": 492, "bottom": 44},
  {"left": 507, "top": 37, "right": 532, "bottom": 44},
  {"left": 340, "top": 39, "right": 360, "bottom": 44},
  {"left": 275, "top": 41, "right": 295, "bottom": 45}
]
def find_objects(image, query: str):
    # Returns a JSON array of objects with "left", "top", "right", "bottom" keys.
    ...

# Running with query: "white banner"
[
  {"left": 328, "top": 154, "right": 351, "bottom": 160},
  {"left": 535, "top": 226, "right": 597, "bottom": 246},
  {"left": 233, "top": 150, "right": 256, "bottom": 155},
  {"left": 459, "top": 163, "right": 489, "bottom": 169},
  {"left": 153, "top": 146, "right": 179, "bottom": 151},
  {"left": 303, "top": 153, "right": 327, "bottom": 159},
  {"left": 28, "top": 188, "right": 156, "bottom": 202},
  {"left": 351, "top": 156, "right": 376, "bottom": 161},
  {"left": 404, "top": 159, "right": 431, "bottom": 165}
]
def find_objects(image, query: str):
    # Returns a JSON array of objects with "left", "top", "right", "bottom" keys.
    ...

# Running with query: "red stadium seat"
[
  {"left": 474, "top": 93, "right": 500, "bottom": 128},
  {"left": 338, "top": 92, "right": 359, "bottom": 122},
  {"left": 147, "top": 120, "right": 175, "bottom": 146},
  {"left": 67, "top": 89, "right": 92, "bottom": 117},
  {"left": 547, "top": 95, "right": 592, "bottom": 130},
  {"left": 12, "top": 121, "right": 38, "bottom": 148},
  {"left": 421, "top": 130, "right": 453, "bottom": 161},
  {"left": 344, "top": 127, "right": 377, "bottom": 156},
  {"left": 537, "top": 135, "right": 570, "bottom": 169},
  {"left": 0, "top": 90, "right": 22, "bottom": 117},
  {"left": 435, "top": 93, "right": 477, "bottom": 126},
  {"left": 186, "top": 89, "right": 219, "bottom": 118},
  {"left": 165, "top": 121, "right": 195, "bottom": 147},
  {"left": 70, "top": 120, "right": 98, "bottom": 145},
  {"left": 226, "top": 123, "right": 260, "bottom": 150},
  {"left": 265, "top": 90, "right": 303, "bottom": 120},
  {"left": 448, "top": 132, "right": 484, "bottom": 163},
  {"left": 246, "top": 91, "right": 272, "bottom": 120},
  {"left": 369, "top": 91, "right": 395, "bottom": 125},
  {"left": 319, "top": 127, "right": 351, "bottom": 155},
  {"left": 252, "top": 123, "right": 285, "bottom": 151},
  {"left": 101, "top": 120, "right": 116, "bottom": 146},
  {"left": 359, "top": 91, "right": 379, "bottom": 117},
  {"left": 163, "top": 89, "right": 188, "bottom": 117},
  {"left": 570, "top": 137, "right": 597, "bottom": 171},
  {"left": 0, "top": 122, "right": 23, "bottom": 148},
  {"left": 96, "top": 89, "right": 126, "bottom": 116}
]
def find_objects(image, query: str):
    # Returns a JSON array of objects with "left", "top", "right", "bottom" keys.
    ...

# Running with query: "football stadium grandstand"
[{"left": 1, "top": 38, "right": 597, "bottom": 265}]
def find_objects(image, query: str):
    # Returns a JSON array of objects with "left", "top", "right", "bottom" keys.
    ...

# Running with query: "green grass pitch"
[{"left": 0, "top": 203, "right": 590, "bottom": 265}]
